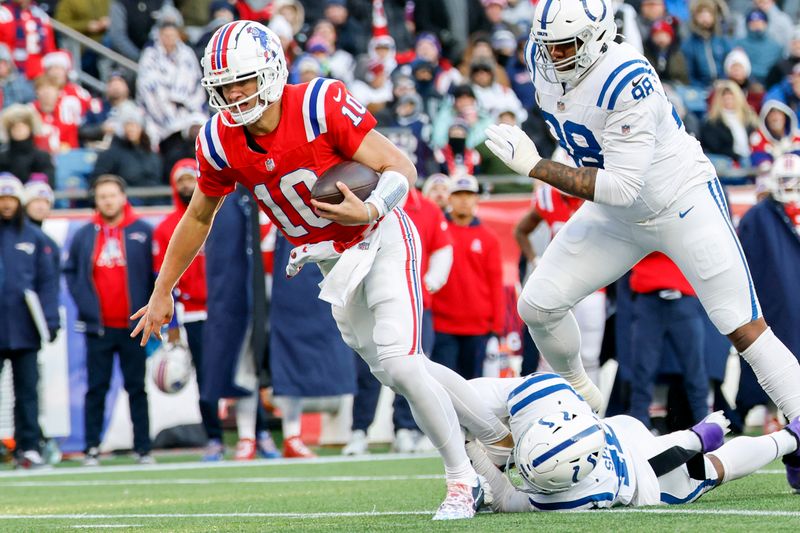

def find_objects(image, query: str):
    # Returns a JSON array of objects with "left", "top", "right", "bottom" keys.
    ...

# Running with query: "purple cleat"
[
  {"left": 691, "top": 411, "right": 731, "bottom": 453},
  {"left": 782, "top": 417, "right": 800, "bottom": 493}
]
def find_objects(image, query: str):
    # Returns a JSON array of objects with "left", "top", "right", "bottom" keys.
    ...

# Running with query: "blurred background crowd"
[{"left": 0, "top": 0, "right": 799, "bottom": 470}]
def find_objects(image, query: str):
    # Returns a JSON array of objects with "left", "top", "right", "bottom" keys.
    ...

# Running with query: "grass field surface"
[{"left": 0, "top": 454, "right": 798, "bottom": 532}]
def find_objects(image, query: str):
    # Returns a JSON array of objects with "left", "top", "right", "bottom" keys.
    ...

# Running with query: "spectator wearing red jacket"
[
  {"left": 0, "top": 0, "right": 56, "bottom": 80},
  {"left": 628, "top": 253, "right": 710, "bottom": 430},
  {"left": 152, "top": 159, "right": 223, "bottom": 460},
  {"left": 431, "top": 174, "right": 503, "bottom": 379}
]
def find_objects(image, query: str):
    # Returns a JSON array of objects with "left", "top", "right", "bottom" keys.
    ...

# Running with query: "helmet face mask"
[
  {"left": 201, "top": 22, "right": 288, "bottom": 127},
  {"left": 531, "top": 0, "right": 616, "bottom": 84}
]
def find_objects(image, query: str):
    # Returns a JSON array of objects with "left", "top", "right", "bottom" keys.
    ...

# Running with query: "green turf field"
[{"left": 0, "top": 454, "right": 797, "bottom": 532}]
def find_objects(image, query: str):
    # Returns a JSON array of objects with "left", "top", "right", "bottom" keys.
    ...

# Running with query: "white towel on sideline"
[{"left": 318, "top": 225, "right": 382, "bottom": 308}]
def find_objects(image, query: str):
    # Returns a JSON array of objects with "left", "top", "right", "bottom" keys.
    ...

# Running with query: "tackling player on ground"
[
  {"left": 130, "top": 22, "right": 508, "bottom": 519},
  {"left": 463, "top": 373, "right": 800, "bottom": 511},
  {"left": 484, "top": 0, "right": 800, "bottom": 489}
]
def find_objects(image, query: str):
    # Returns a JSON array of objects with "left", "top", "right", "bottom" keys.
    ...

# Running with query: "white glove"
[
  {"left": 485, "top": 124, "right": 542, "bottom": 177},
  {"left": 285, "top": 241, "right": 341, "bottom": 278}
]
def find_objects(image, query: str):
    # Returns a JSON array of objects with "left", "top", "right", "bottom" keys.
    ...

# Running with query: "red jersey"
[
  {"left": 403, "top": 187, "right": 452, "bottom": 309},
  {"left": 534, "top": 183, "right": 584, "bottom": 237},
  {"left": 0, "top": 3, "right": 56, "bottom": 79},
  {"left": 197, "top": 78, "right": 377, "bottom": 247},
  {"left": 34, "top": 96, "right": 80, "bottom": 153},
  {"left": 433, "top": 218, "right": 504, "bottom": 336}
]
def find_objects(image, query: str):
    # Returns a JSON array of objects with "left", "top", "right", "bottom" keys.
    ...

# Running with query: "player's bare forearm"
[
  {"left": 154, "top": 191, "right": 223, "bottom": 296},
  {"left": 531, "top": 160, "right": 597, "bottom": 201}
]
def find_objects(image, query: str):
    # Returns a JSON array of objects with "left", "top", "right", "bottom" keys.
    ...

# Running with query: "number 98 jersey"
[
  {"left": 525, "top": 40, "right": 716, "bottom": 222},
  {"left": 196, "top": 77, "right": 377, "bottom": 246}
]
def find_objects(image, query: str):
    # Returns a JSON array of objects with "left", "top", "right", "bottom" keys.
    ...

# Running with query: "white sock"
[
  {"left": 422, "top": 358, "right": 510, "bottom": 444},
  {"left": 380, "top": 355, "right": 476, "bottom": 485},
  {"left": 740, "top": 328, "right": 800, "bottom": 419},
  {"left": 711, "top": 430, "right": 798, "bottom": 483},
  {"left": 273, "top": 395, "right": 303, "bottom": 439},
  {"left": 236, "top": 391, "right": 257, "bottom": 441},
  {"left": 654, "top": 430, "right": 702, "bottom": 453}
]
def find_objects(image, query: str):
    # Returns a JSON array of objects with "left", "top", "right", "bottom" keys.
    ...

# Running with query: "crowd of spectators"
[{"left": 2, "top": 0, "right": 800, "bottom": 466}]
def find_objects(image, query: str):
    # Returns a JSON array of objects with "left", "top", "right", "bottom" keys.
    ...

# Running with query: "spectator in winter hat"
[
  {"left": 0, "top": 103, "right": 53, "bottom": 185},
  {"left": 734, "top": 9, "right": 782, "bottom": 85},
  {"left": 725, "top": 48, "right": 764, "bottom": 112},
  {"left": 644, "top": 18, "right": 689, "bottom": 85}
]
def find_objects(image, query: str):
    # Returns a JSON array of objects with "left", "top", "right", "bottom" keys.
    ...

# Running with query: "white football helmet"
[
  {"left": 768, "top": 153, "right": 800, "bottom": 204},
  {"left": 531, "top": 0, "right": 616, "bottom": 84},
  {"left": 151, "top": 342, "right": 193, "bottom": 394},
  {"left": 201, "top": 21, "right": 288, "bottom": 127},
  {"left": 512, "top": 411, "right": 606, "bottom": 494}
]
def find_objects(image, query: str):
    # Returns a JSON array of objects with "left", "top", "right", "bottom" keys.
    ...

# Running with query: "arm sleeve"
[
  {"left": 465, "top": 441, "right": 533, "bottom": 513},
  {"left": 593, "top": 96, "right": 659, "bottom": 207},
  {"left": 323, "top": 79, "right": 377, "bottom": 158}
]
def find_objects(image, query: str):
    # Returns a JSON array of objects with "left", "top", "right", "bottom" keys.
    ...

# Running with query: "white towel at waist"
[{"left": 318, "top": 224, "right": 382, "bottom": 307}]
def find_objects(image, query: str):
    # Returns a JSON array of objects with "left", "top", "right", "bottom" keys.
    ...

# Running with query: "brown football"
[{"left": 311, "top": 161, "right": 380, "bottom": 205}]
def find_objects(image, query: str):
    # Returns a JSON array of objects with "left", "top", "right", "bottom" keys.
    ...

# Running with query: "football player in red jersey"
[{"left": 130, "top": 21, "right": 507, "bottom": 519}]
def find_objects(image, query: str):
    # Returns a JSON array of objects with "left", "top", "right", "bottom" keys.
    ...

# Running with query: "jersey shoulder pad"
[
  {"left": 196, "top": 113, "right": 231, "bottom": 172},
  {"left": 593, "top": 45, "right": 657, "bottom": 112},
  {"left": 301, "top": 77, "right": 341, "bottom": 143}
]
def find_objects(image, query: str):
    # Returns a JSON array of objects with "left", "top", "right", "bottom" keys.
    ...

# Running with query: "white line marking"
[
  {"left": 70, "top": 526, "right": 142, "bottom": 529},
  {"left": 0, "top": 452, "right": 438, "bottom": 478},
  {"left": 1, "top": 508, "right": 799, "bottom": 520},
  {"left": 1, "top": 475, "right": 443, "bottom": 488}
]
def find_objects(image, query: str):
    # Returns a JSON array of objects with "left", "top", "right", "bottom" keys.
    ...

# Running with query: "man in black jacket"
[{"left": 0, "top": 173, "right": 59, "bottom": 469}]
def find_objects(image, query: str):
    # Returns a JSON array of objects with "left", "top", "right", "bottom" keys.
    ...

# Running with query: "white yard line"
[
  {"left": 0, "top": 474, "right": 444, "bottom": 488},
  {"left": 0, "top": 452, "right": 437, "bottom": 478},
  {"left": 0, "top": 508, "right": 799, "bottom": 520}
]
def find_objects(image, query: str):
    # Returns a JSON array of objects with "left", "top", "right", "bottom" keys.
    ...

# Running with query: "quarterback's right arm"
[{"left": 131, "top": 188, "right": 224, "bottom": 345}]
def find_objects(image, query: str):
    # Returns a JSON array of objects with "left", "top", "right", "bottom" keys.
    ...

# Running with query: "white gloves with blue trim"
[{"left": 485, "top": 124, "right": 542, "bottom": 177}]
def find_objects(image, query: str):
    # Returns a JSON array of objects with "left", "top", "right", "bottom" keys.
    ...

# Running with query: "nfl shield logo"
[
  {"left": 621, "top": 124, "right": 631, "bottom": 135},
  {"left": 557, "top": 101, "right": 565, "bottom": 111},
  {"left": 266, "top": 158, "right": 275, "bottom": 171}
]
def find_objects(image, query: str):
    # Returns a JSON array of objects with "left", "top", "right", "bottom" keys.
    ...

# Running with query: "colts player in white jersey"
[
  {"left": 484, "top": 0, "right": 800, "bottom": 489},
  {"left": 462, "top": 373, "right": 800, "bottom": 512}
]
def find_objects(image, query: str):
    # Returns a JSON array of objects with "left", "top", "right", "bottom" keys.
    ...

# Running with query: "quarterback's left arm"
[{"left": 313, "top": 129, "right": 416, "bottom": 225}]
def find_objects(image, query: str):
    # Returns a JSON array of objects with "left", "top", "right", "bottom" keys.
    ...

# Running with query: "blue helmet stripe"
[
  {"left": 531, "top": 423, "right": 603, "bottom": 467},
  {"left": 540, "top": 0, "right": 556, "bottom": 30}
]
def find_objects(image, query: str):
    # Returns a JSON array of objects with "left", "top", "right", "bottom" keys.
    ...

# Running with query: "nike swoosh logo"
[
  {"left": 679, "top": 206, "right": 694, "bottom": 218},
  {"left": 333, "top": 88, "right": 342, "bottom": 102},
  {"left": 632, "top": 76, "right": 644, "bottom": 87}
]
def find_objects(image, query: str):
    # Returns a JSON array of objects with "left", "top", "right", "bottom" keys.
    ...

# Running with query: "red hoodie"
[
  {"left": 92, "top": 203, "right": 138, "bottom": 328},
  {"left": 153, "top": 159, "right": 208, "bottom": 321},
  {"left": 432, "top": 216, "right": 504, "bottom": 336}
]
